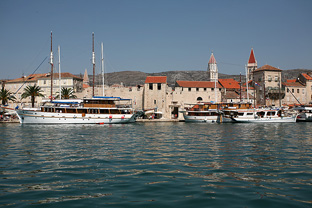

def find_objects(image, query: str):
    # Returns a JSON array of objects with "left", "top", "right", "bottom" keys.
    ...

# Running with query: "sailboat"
[{"left": 15, "top": 32, "right": 136, "bottom": 124}]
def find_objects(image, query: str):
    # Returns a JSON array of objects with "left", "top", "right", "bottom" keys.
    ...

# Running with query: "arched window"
[{"left": 197, "top": 97, "right": 203, "bottom": 101}]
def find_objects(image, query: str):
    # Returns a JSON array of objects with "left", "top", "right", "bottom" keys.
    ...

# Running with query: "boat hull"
[
  {"left": 232, "top": 116, "right": 296, "bottom": 123},
  {"left": 16, "top": 109, "right": 136, "bottom": 124},
  {"left": 183, "top": 115, "right": 218, "bottom": 123}
]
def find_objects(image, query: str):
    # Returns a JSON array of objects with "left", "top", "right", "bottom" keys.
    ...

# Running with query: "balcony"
[{"left": 266, "top": 87, "right": 285, "bottom": 99}]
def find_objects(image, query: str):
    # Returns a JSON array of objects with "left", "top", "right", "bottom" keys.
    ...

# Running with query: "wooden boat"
[
  {"left": 230, "top": 108, "right": 297, "bottom": 123},
  {"left": 16, "top": 97, "right": 136, "bottom": 124},
  {"left": 293, "top": 105, "right": 312, "bottom": 122},
  {"left": 183, "top": 102, "right": 252, "bottom": 123}
]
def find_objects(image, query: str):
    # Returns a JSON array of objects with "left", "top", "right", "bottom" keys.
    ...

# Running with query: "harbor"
[{"left": 1, "top": 122, "right": 312, "bottom": 207}]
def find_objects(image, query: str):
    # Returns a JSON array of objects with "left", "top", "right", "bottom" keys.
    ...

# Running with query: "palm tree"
[
  {"left": 0, "top": 87, "right": 16, "bottom": 106},
  {"left": 21, "top": 85, "right": 44, "bottom": 108},
  {"left": 55, "top": 87, "right": 77, "bottom": 99}
]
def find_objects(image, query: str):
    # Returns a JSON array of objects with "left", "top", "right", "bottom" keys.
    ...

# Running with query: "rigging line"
[{"left": 14, "top": 56, "right": 48, "bottom": 95}]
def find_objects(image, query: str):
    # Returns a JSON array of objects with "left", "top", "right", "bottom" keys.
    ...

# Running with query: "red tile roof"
[
  {"left": 287, "top": 79, "right": 297, "bottom": 83},
  {"left": 248, "top": 48, "right": 256, "bottom": 64},
  {"left": 254, "top": 64, "right": 282, "bottom": 72},
  {"left": 176, "top": 80, "right": 221, "bottom": 88},
  {"left": 302, "top": 73, "right": 312, "bottom": 80},
  {"left": 283, "top": 82, "right": 304, "bottom": 87},
  {"left": 145, "top": 76, "right": 167, "bottom": 84},
  {"left": 6, "top": 73, "right": 47, "bottom": 83},
  {"left": 219, "top": 79, "right": 240, "bottom": 89},
  {"left": 6, "top": 73, "right": 83, "bottom": 83},
  {"left": 39, "top": 73, "right": 83, "bottom": 80},
  {"left": 83, "top": 84, "right": 90, "bottom": 88}
]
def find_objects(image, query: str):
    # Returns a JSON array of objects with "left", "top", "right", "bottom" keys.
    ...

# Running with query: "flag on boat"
[{"left": 254, "top": 82, "right": 260, "bottom": 86}]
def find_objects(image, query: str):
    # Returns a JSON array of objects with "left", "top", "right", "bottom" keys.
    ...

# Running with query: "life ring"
[{"left": 48, "top": 96, "right": 55, "bottom": 100}]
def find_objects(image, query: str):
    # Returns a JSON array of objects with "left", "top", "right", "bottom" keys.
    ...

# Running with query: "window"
[
  {"left": 157, "top": 83, "right": 161, "bottom": 90},
  {"left": 297, "top": 89, "right": 299, "bottom": 93},
  {"left": 197, "top": 97, "right": 203, "bottom": 101},
  {"left": 275, "top": 76, "right": 278, "bottom": 82},
  {"left": 302, "top": 89, "right": 305, "bottom": 94},
  {"left": 292, "top": 89, "right": 294, "bottom": 93},
  {"left": 154, "top": 100, "right": 156, "bottom": 104},
  {"left": 188, "top": 88, "right": 191, "bottom": 92},
  {"left": 196, "top": 88, "right": 199, "bottom": 91},
  {"left": 44, "top": 80, "right": 46, "bottom": 85},
  {"left": 212, "top": 88, "right": 214, "bottom": 91},
  {"left": 149, "top": 83, "right": 153, "bottom": 90},
  {"left": 204, "top": 88, "right": 207, "bottom": 91},
  {"left": 268, "top": 75, "right": 272, "bottom": 82},
  {"left": 287, "top": 88, "right": 289, "bottom": 92},
  {"left": 219, "top": 88, "right": 221, "bottom": 91}
]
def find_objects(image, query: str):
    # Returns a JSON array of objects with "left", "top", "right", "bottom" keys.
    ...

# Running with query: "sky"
[{"left": 0, "top": 0, "right": 311, "bottom": 80}]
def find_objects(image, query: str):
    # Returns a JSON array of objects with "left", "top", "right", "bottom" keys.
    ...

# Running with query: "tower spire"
[
  {"left": 208, "top": 52, "right": 218, "bottom": 82},
  {"left": 247, "top": 48, "right": 257, "bottom": 82}
]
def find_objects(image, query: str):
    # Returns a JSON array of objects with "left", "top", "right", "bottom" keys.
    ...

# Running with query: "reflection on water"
[{"left": 0, "top": 122, "right": 312, "bottom": 207}]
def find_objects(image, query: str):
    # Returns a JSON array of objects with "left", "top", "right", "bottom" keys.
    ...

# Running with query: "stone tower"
[
  {"left": 247, "top": 48, "right": 257, "bottom": 82},
  {"left": 208, "top": 52, "right": 218, "bottom": 82},
  {"left": 83, "top": 68, "right": 89, "bottom": 85}
]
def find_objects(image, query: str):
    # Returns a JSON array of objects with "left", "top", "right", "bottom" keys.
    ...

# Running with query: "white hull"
[
  {"left": 16, "top": 109, "right": 136, "bottom": 124},
  {"left": 183, "top": 115, "right": 218, "bottom": 123},
  {"left": 232, "top": 116, "right": 296, "bottom": 123}
]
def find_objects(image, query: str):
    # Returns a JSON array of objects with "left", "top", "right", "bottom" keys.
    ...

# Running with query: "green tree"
[
  {"left": 21, "top": 85, "right": 44, "bottom": 108},
  {"left": 0, "top": 87, "right": 16, "bottom": 106},
  {"left": 55, "top": 87, "right": 77, "bottom": 99}
]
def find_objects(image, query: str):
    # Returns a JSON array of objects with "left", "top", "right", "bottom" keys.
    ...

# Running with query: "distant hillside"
[{"left": 84, "top": 69, "right": 312, "bottom": 87}]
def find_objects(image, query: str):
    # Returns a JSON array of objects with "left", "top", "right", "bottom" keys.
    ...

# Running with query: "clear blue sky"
[{"left": 0, "top": 0, "right": 311, "bottom": 80}]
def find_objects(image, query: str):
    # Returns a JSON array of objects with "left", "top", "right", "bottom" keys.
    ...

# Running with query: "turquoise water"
[{"left": 0, "top": 122, "right": 312, "bottom": 207}]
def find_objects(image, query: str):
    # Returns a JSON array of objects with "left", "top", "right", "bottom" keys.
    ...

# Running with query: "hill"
[{"left": 85, "top": 69, "right": 312, "bottom": 87}]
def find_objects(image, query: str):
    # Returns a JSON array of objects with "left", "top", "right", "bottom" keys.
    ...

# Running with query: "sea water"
[{"left": 0, "top": 122, "right": 311, "bottom": 207}]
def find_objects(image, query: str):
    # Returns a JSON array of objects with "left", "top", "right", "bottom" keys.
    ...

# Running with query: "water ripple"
[{"left": 0, "top": 122, "right": 312, "bottom": 207}]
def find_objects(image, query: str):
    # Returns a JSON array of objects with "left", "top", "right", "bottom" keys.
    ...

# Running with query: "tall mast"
[
  {"left": 101, "top": 42, "right": 105, "bottom": 96},
  {"left": 50, "top": 31, "right": 53, "bottom": 102},
  {"left": 58, "top": 45, "right": 61, "bottom": 100},
  {"left": 240, "top": 72, "right": 242, "bottom": 102},
  {"left": 92, "top": 32, "right": 95, "bottom": 97},
  {"left": 245, "top": 65, "right": 249, "bottom": 103}
]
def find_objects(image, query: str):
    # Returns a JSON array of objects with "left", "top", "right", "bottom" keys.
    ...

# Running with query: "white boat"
[
  {"left": 16, "top": 96, "right": 136, "bottom": 124},
  {"left": 183, "top": 102, "right": 222, "bottom": 123},
  {"left": 230, "top": 109, "right": 297, "bottom": 123},
  {"left": 293, "top": 106, "right": 312, "bottom": 122}
]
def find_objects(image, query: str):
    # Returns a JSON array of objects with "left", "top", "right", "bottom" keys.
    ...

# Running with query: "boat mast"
[
  {"left": 58, "top": 45, "right": 61, "bottom": 100},
  {"left": 101, "top": 42, "right": 105, "bottom": 96},
  {"left": 50, "top": 31, "right": 54, "bottom": 102},
  {"left": 92, "top": 32, "right": 95, "bottom": 97},
  {"left": 245, "top": 65, "right": 249, "bottom": 103},
  {"left": 240, "top": 72, "right": 242, "bottom": 102}
]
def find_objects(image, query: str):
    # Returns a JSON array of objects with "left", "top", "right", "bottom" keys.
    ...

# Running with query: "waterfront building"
[
  {"left": 4, "top": 73, "right": 83, "bottom": 107},
  {"left": 283, "top": 80, "right": 306, "bottom": 105},
  {"left": 37, "top": 73, "right": 83, "bottom": 98},
  {"left": 253, "top": 65, "right": 284, "bottom": 107}
]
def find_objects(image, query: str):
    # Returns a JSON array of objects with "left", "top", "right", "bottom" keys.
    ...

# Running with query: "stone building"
[
  {"left": 4, "top": 73, "right": 83, "bottom": 107},
  {"left": 253, "top": 64, "right": 284, "bottom": 107}
]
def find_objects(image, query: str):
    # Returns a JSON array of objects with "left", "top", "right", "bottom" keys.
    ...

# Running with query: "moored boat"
[
  {"left": 230, "top": 108, "right": 296, "bottom": 123},
  {"left": 293, "top": 105, "right": 312, "bottom": 122},
  {"left": 16, "top": 96, "right": 136, "bottom": 124}
]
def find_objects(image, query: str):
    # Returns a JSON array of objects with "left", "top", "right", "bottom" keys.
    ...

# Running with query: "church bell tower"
[{"left": 208, "top": 52, "right": 218, "bottom": 82}]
